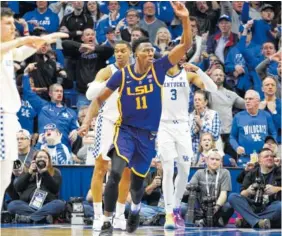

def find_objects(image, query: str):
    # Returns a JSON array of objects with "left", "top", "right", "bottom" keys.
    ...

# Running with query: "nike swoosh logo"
[{"left": 126, "top": 81, "right": 132, "bottom": 84}]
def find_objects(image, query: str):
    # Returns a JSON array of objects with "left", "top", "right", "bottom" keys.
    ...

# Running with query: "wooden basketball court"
[{"left": 1, "top": 224, "right": 281, "bottom": 236}]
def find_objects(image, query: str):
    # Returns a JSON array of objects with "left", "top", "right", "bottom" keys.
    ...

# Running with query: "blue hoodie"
[
  {"left": 23, "top": 8, "right": 59, "bottom": 33},
  {"left": 22, "top": 75, "right": 78, "bottom": 150}
]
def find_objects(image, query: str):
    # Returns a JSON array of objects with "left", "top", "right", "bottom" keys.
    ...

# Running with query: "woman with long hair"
[{"left": 7, "top": 150, "right": 65, "bottom": 224}]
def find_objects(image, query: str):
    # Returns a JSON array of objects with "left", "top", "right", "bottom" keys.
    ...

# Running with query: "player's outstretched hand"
[
  {"left": 170, "top": 1, "right": 189, "bottom": 20},
  {"left": 42, "top": 32, "right": 69, "bottom": 44},
  {"left": 78, "top": 123, "right": 90, "bottom": 137}
]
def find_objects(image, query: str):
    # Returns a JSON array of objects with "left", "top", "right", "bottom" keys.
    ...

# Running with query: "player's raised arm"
[
  {"left": 78, "top": 70, "right": 123, "bottom": 137},
  {"left": 168, "top": 2, "right": 192, "bottom": 65},
  {"left": 86, "top": 66, "right": 112, "bottom": 100}
]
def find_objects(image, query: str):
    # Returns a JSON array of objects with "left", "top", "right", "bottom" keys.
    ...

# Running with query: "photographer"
[
  {"left": 229, "top": 148, "right": 281, "bottom": 229},
  {"left": 7, "top": 150, "right": 65, "bottom": 224},
  {"left": 189, "top": 149, "right": 234, "bottom": 227}
]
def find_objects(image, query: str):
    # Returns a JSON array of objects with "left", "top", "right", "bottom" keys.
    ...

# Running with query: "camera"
[
  {"left": 252, "top": 177, "right": 265, "bottom": 206},
  {"left": 13, "top": 160, "right": 22, "bottom": 170},
  {"left": 185, "top": 184, "right": 200, "bottom": 225},
  {"left": 36, "top": 160, "right": 46, "bottom": 169},
  {"left": 68, "top": 197, "right": 85, "bottom": 225},
  {"left": 202, "top": 196, "right": 217, "bottom": 227}
]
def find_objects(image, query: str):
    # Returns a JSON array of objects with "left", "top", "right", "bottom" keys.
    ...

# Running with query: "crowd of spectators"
[{"left": 1, "top": 0, "right": 281, "bottom": 229}]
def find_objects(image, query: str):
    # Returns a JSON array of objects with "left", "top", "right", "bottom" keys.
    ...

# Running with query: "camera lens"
[{"left": 36, "top": 160, "right": 46, "bottom": 169}]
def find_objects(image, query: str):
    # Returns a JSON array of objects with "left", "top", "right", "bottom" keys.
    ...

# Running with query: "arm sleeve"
[
  {"left": 95, "top": 45, "right": 114, "bottom": 60},
  {"left": 154, "top": 55, "right": 174, "bottom": 84},
  {"left": 234, "top": 94, "right": 246, "bottom": 110},
  {"left": 14, "top": 172, "right": 32, "bottom": 192},
  {"left": 255, "top": 58, "right": 270, "bottom": 80},
  {"left": 12, "top": 46, "right": 37, "bottom": 62},
  {"left": 267, "top": 113, "right": 278, "bottom": 141},
  {"left": 220, "top": 1, "right": 232, "bottom": 17},
  {"left": 241, "top": 171, "right": 254, "bottom": 191},
  {"left": 22, "top": 74, "right": 47, "bottom": 113},
  {"left": 106, "top": 70, "right": 123, "bottom": 91},
  {"left": 241, "top": 2, "right": 250, "bottom": 23},
  {"left": 229, "top": 115, "right": 240, "bottom": 151},
  {"left": 42, "top": 169, "right": 62, "bottom": 194}
]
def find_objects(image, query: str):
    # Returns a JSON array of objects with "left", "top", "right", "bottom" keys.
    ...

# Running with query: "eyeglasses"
[
  {"left": 126, "top": 14, "right": 137, "bottom": 17},
  {"left": 17, "top": 137, "right": 29, "bottom": 141}
]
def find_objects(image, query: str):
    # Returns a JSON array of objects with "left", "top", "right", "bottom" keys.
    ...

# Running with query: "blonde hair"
[
  {"left": 154, "top": 27, "right": 172, "bottom": 47},
  {"left": 198, "top": 132, "right": 216, "bottom": 153}
]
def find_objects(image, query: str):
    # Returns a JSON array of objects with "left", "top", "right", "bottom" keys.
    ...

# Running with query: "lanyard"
[
  {"left": 205, "top": 169, "right": 220, "bottom": 197},
  {"left": 36, "top": 173, "right": 42, "bottom": 189},
  {"left": 22, "top": 150, "right": 31, "bottom": 166}
]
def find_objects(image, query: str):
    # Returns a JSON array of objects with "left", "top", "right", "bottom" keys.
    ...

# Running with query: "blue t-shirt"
[{"left": 107, "top": 55, "right": 173, "bottom": 131}]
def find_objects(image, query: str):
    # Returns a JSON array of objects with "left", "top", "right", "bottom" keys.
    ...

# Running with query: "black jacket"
[
  {"left": 14, "top": 168, "right": 62, "bottom": 204},
  {"left": 62, "top": 40, "right": 114, "bottom": 93}
]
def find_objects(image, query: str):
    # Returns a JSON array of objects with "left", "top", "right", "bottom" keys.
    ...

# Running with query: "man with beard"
[{"left": 208, "top": 68, "right": 245, "bottom": 161}]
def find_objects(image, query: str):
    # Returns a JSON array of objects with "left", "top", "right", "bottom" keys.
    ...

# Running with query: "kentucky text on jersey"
[{"left": 163, "top": 82, "right": 187, "bottom": 88}]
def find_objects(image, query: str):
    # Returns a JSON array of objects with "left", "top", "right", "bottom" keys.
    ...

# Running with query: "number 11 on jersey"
[{"left": 136, "top": 96, "right": 148, "bottom": 110}]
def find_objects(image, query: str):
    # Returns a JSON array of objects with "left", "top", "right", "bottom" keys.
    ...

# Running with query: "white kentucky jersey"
[
  {"left": 0, "top": 51, "right": 21, "bottom": 113},
  {"left": 161, "top": 69, "right": 190, "bottom": 122},
  {"left": 99, "top": 64, "right": 119, "bottom": 122}
]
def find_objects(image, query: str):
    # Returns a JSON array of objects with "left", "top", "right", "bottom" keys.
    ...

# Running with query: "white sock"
[
  {"left": 130, "top": 202, "right": 141, "bottom": 212},
  {"left": 115, "top": 202, "right": 125, "bottom": 216},
  {"left": 173, "top": 162, "right": 191, "bottom": 209},
  {"left": 93, "top": 202, "right": 103, "bottom": 217},
  {"left": 102, "top": 215, "right": 112, "bottom": 223},
  {"left": 162, "top": 159, "right": 175, "bottom": 214}
]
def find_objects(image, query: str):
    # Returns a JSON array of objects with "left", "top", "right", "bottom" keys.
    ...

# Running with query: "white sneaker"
[
  {"left": 113, "top": 214, "right": 126, "bottom": 230},
  {"left": 92, "top": 215, "right": 103, "bottom": 231}
]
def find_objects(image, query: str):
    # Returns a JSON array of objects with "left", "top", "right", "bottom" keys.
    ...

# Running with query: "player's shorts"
[
  {"left": 110, "top": 124, "right": 157, "bottom": 178},
  {"left": 158, "top": 121, "right": 193, "bottom": 164},
  {"left": 93, "top": 114, "right": 115, "bottom": 161}
]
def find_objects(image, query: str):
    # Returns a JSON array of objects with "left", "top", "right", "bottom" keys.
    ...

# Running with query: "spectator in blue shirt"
[
  {"left": 241, "top": 3, "right": 276, "bottom": 45},
  {"left": 22, "top": 64, "right": 79, "bottom": 151},
  {"left": 23, "top": 1, "right": 59, "bottom": 34},
  {"left": 229, "top": 90, "right": 277, "bottom": 167},
  {"left": 95, "top": 1, "right": 123, "bottom": 44}
]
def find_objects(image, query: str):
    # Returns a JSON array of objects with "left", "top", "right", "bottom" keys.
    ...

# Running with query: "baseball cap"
[
  {"left": 106, "top": 26, "right": 115, "bottom": 34},
  {"left": 264, "top": 136, "right": 278, "bottom": 144},
  {"left": 44, "top": 123, "right": 57, "bottom": 131},
  {"left": 17, "top": 129, "right": 31, "bottom": 140},
  {"left": 218, "top": 14, "right": 231, "bottom": 23},
  {"left": 260, "top": 4, "right": 274, "bottom": 12}
]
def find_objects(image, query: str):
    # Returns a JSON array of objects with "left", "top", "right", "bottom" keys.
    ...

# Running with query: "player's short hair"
[
  {"left": 132, "top": 36, "right": 150, "bottom": 54},
  {"left": 131, "top": 26, "right": 149, "bottom": 38},
  {"left": 259, "top": 148, "right": 273, "bottom": 157},
  {"left": 115, "top": 40, "right": 132, "bottom": 50},
  {"left": 1, "top": 7, "right": 14, "bottom": 19},
  {"left": 262, "top": 75, "right": 277, "bottom": 85}
]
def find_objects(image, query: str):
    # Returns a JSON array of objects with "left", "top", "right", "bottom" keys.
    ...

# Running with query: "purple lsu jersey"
[{"left": 107, "top": 55, "right": 173, "bottom": 131}]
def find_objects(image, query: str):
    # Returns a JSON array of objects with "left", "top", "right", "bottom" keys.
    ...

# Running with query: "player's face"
[
  {"left": 207, "top": 154, "right": 221, "bottom": 170},
  {"left": 143, "top": 2, "right": 155, "bottom": 16},
  {"left": 49, "top": 85, "right": 63, "bottom": 102},
  {"left": 262, "top": 43, "right": 276, "bottom": 57},
  {"left": 36, "top": 1, "right": 48, "bottom": 10},
  {"left": 261, "top": 9, "right": 274, "bottom": 21},
  {"left": 232, "top": 1, "right": 243, "bottom": 12},
  {"left": 126, "top": 11, "right": 139, "bottom": 25},
  {"left": 136, "top": 42, "right": 155, "bottom": 66},
  {"left": 72, "top": 1, "right": 84, "bottom": 10},
  {"left": 259, "top": 150, "right": 274, "bottom": 169},
  {"left": 17, "top": 133, "right": 30, "bottom": 150},
  {"left": 262, "top": 77, "right": 277, "bottom": 96},
  {"left": 108, "top": 1, "right": 119, "bottom": 11},
  {"left": 1, "top": 16, "right": 16, "bottom": 42},
  {"left": 211, "top": 69, "right": 224, "bottom": 86},
  {"left": 114, "top": 44, "right": 130, "bottom": 65},
  {"left": 201, "top": 134, "right": 213, "bottom": 151},
  {"left": 87, "top": 1, "right": 97, "bottom": 13},
  {"left": 157, "top": 28, "right": 169, "bottom": 42},
  {"left": 218, "top": 20, "right": 231, "bottom": 33}
]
